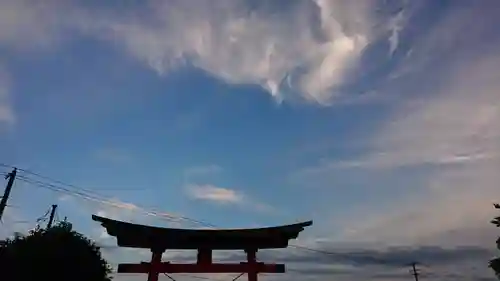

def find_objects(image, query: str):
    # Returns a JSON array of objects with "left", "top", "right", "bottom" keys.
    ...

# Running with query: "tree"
[
  {"left": 0, "top": 222, "right": 112, "bottom": 281},
  {"left": 490, "top": 203, "right": 500, "bottom": 279}
]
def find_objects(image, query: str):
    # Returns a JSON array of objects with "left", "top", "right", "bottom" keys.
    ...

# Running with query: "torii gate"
[{"left": 92, "top": 215, "right": 312, "bottom": 281}]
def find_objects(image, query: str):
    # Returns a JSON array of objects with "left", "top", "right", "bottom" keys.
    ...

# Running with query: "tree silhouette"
[
  {"left": 0, "top": 222, "right": 112, "bottom": 281},
  {"left": 490, "top": 203, "right": 500, "bottom": 279}
]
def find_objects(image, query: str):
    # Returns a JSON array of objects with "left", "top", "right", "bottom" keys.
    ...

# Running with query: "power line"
[
  {"left": 5, "top": 167, "right": 317, "bottom": 281},
  {"left": 2, "top": 163, "right": 164, "bottom": 213},
  {"left": 15, "top": 175, "right": 216, "bottom": 234},
  {"left": 7, "top": 165, "right": 338, "bottom": 256},
  {"left": 18, "top": 176, "right": 169, "bottom": 217},
  {"left": 1, "top": 163, "right": 109, "bottom": 199},
  {"left": 16, "top": 173, "right": 338, "bottom": 257},
  {"left": 1, "top": 164, "right": 438, "bottom": 279},
  {"left": 3, "top": 163, "right": 348, "bottom": 258},
  {"left": 288, "top": 243, "right": 338, "bottom": 255},
  {"left": 36, "top": 207, "right": 51, "bottom": 223},
  {"left": 1, "top": 175, "right": 226, "bottom": 281},
  {"left": 1, "top": 169, "right": 443, "bottom": 281},
  {"left": 13, "top": 169, "right": 329, "bottom": 253},
  {"left": 11, "top": 171, "right": 215, "bottom": 228},
  {"left": 2, "top": 164, "right": 252, "bottom": 229},
  {"left": 16, "top": 176, "right": 129, "bottom": 209}
]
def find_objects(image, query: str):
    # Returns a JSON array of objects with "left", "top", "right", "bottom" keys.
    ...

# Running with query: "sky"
[{"left": 1, "top": 0, "right": 500, "bottom": 280}]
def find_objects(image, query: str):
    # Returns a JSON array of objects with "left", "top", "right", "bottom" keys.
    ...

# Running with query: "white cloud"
[
  {"left": 0, "top": 103, "right": 15, "bottom": 125},
  {"left": 291, "top": 3, "right": 500, "bottom": 252},
  {"left": 0, "top": 0, "right": 78, "bottom": 129},
  {"left": 308, "top": 42, "right": 500, "bottom": 249},
  {"left": 184, "top": 183, "right": 277, "bottom": 215},
  {"left": 338, "top": 54, "right": 500, "bottom": 171},
  {"left": 0, "top": 67, "right": 15, "bottom": 126},
  {"left": 79, "top": 0, "right": 377, "bottom": 104},
  {"left": 185, "top": 184, "right": 243, "bottom": 204},
  {"left": 338, "top": 174, "right": 499, "bottom": 248},
  {"left": 387, "top": 9, "right": 405, "bottom": 56},
  {"left": 0, "top": 0, "right": 71, "bottom": 50},
  {"left": 0, "top": 0, "right": 404, "bottom": 106}
]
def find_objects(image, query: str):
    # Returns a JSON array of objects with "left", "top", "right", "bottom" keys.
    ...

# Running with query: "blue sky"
[{"left": 1, "top": 0, "right": 500, "bottom": 280}]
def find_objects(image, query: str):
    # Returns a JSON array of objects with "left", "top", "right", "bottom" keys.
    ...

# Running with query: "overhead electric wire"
[
  {"left": 3, "top": 163, "right": 433, "bottom": 279},
  {"left": 287, "top": 244, "right": 339, "bottom": 255},
  {"left": 17, "top": 176, "right": 181, "bottom": 222},
  {"left": 1, "top": 174, "right": 228, "bottom": 281},
  {"left": 36, "top": 207, "right": 51, "bottom": 223},
  {"left": 3, "top": 163, "right": 343, "bottom": 257},
  {"left": 11, "top": 173, "right": 213, "bottom": 227},
  {"left": 1, "top": 163, "right": 110, "bottom": 199},
  {"left": 7, "top": 167, "right": 215, "bottom": 228}
]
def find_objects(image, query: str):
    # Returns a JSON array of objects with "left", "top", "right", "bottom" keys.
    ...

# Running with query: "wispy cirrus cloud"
[
  {"left": 0, "top": 70, "right": 15, "bottom": 127},
  {"left": 0, "top": 0, "right": 78, "bottom": 130},
  {"left": 295, "top": 2, "right": 500, "bottom": 253},
  {"left": 0, "top": 0, "right": 82, "bottom": 53},
  {"left": 184, "top": 183, "right": 276, "bottom": 215},
  {"left": 87, "top": 0, "right": 374, "bottom": 104},
  {"left": 183, "top": 165, "right": 279, "bottom": 215},
  {"left": 0, "top": 0, "right": 406, "bottom": 105},
  {"left": 308, "top": 53, "right": 500, "bottom": 172},
  {"left": 185, "top": 184, "right": 243, "bottom": 204}
]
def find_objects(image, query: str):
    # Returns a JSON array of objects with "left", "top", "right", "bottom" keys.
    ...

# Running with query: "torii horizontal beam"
[
  {"left": 92, "top": 215, "right": 312, "bottom": 249},
  {"left": 118, "top": 262, "right": 285, "bottom": 274}
]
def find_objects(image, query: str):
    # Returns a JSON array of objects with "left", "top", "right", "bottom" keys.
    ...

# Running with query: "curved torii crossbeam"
[{"left": 92, "top": 215, "right": 312, "bottom": 281}]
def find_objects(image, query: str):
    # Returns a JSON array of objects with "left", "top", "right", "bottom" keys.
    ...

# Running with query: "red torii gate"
[{"left": 92, "top": 215, "right": 312, "bottom": 281}]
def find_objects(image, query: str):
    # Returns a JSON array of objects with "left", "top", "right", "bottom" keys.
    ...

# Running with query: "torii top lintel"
[{"left": 92, "top": 215, "right": 312, "bottom": 250}]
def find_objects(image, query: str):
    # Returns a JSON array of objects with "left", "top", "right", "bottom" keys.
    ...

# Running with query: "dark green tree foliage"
[
  {"left": 0, "top": 222, "right": 112, "bottom": 281},
  {"left": 490, "top": 203, "right": 500, "bottom": 279}
]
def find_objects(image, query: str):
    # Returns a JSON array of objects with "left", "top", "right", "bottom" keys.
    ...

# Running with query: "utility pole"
[
  {"left": 410, "top": 262, "right": 420, "bottom": 281},
  {"left": 0, "top": 168, "right": 17, "bottom": 221},
  {"left": 47, "top": 204, "right": 58, "bottom": 229}
]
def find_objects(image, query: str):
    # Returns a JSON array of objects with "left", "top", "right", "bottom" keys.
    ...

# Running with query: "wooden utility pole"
[
  {"left": 0, "top": 168, "right": 17, "bottom": 221},
  {"left": 47, "top": 204, "right": 58, "bottom": 229},
  {"left": 410, "top": 262, "right": 420, "bottom": 281}
]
